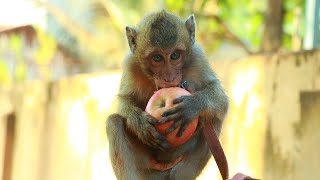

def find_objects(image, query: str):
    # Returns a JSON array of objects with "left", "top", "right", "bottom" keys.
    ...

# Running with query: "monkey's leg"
[
  {"left": 170, "top": 135, "right": 211, "bottom": 180},
  {"left": 106, "top": 114, "right": 140, "bottom": 180}
]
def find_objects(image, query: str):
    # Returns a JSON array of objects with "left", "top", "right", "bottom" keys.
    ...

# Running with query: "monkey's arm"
[
  {"left": 189, "top": 47, "right": 229, "bottom": 123},
  {"left": 117, "top": 94, "right": 171, "bottom": 150},
  {"left": 116, "top": 70, "right": 171, "bottom": 150},
  {"left": 159, "top": 58, "right": 229, "bottom": 136},
  {"left": 195, "top": 75, "right": 229, "bottom": 120},
  {"left": 193, "top": 76, "right": 229, "bottom": 134}
]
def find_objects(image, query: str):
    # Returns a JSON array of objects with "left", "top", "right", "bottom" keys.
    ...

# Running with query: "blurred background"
[{"left": 0, "top": 0, "right": 319, "bottom": 179}]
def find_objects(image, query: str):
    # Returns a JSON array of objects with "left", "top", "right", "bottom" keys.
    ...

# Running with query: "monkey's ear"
[
  {"left": 126, "top": 26, "right": 137, "bottom": 53},
  {"left": 185, "top": 15, "right": 196, "bottom": 44}
]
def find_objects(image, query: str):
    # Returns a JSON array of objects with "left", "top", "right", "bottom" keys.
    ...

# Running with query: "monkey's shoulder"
[{"left": 185, "top": 60, "right": 216, "bottom": 83}]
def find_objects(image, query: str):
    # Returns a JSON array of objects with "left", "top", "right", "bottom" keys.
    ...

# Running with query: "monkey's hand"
[
  {"left": 158, "top": 95, "right": 200, "bottom": 137},
  {"left": 137, "top": 113, "right": 171, "bottom": 151}
]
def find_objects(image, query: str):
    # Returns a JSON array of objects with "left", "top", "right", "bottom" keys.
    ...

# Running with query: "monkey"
[{"left": 106, "top": 10, "right": 229, "bottom": 180}]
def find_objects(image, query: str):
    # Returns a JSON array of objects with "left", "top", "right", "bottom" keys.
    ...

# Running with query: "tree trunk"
[{"left": 261, "top": 0, "right": 284, "bottom": 52}]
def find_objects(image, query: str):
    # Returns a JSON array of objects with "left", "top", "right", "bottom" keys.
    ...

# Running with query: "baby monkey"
[{"left": 106, "top": 10, "right": 229, "bottom": 180}]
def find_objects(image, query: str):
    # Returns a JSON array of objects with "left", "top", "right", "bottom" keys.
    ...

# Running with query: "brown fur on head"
[{"left": 126, "top": 10, "right": 196, "bottom": 89}]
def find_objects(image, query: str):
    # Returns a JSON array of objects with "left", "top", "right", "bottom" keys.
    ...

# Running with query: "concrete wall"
[
  {"left": 263, "top": 50, "right": 320, "bottom": 179},
  {"left": 0, "top": 50, "right": 319, "bottom": 180},
  {"left": 214, "top": 49, "right": 320, "bottom": 179}
]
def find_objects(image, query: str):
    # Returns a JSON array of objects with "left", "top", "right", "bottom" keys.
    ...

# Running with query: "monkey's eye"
[
  {"left": 170, "top": 51, "right": 181, "bottom": 60},
  {"left": 152, "top": 54, "right": 163, "bottom": 62}
]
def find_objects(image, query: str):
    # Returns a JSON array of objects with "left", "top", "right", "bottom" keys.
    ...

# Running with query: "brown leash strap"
[
  {"left": 202, "top": 120, "right": 229, "bottom": 180},
  {"left": 202, "top": 120, "right": 259, "bottom": 180}
]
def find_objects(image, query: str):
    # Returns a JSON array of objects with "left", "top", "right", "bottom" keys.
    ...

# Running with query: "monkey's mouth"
[
  {"left": 156, "top": 82, "right": 180, "bottom": 89},
  {"left": 154, "top": 79, "right": 182, "bottom": 89},
  {"left": 154, "top": 75, "right": 183, "bottom": 89}
]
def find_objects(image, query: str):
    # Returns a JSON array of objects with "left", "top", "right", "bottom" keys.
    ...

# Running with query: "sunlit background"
[{"left": 0, "top": 0, "right": 319, "bottom": 180}]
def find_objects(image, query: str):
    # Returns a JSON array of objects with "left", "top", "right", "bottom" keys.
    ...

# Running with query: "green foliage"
[
  {"left": 166, "top": 0, "right": 185, "bottom": 12},
  {"left": 164, "top": 0, "right": 305, "bottom": 52},
  {"left": 0, "top": 60, "right": 10, "bottom": 86},
  {"left": 8, "top": 35, "right": 27, "bottom": 82},
  {"left": 282, "top": 0, "right": 305, "bottom": 49},
  {"left": 34, "top": 28, "right": 57, "bottom": 65},
  {"left": 163, "top": 0, "right": 266, "bottom": 51},
  {"left": 15, "top": 61, "right": 27, "bottom": 82},
  {"left": 35, "top": 0, "right": 308, "bottom": 72},
  {"left": 0, "top": 28, "right": 60, "bottom": 86},
  {"left": 9, "top": 35, "right": 23, "bottom": 54},
  {"left": 217, "top": 0, "right": 265, "bottom": 50}
]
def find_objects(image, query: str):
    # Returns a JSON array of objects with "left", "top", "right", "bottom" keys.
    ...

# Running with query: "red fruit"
[{"left": 145, "top": 87, "right": 198, "bottom": 147}]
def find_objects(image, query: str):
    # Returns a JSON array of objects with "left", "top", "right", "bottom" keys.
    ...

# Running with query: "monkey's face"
[
  {"left": 126, "top": 10, "right": 196, "bottom": 89},
  {"left": 144, "top": 44, "right": 186, "bottom": 88}
]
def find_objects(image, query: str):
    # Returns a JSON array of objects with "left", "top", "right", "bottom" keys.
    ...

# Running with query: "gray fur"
[{"left": 149, "top": 14, "right": 178, "bottom": 48}]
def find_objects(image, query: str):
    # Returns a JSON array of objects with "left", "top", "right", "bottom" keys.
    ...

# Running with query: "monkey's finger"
[
  {"left": 152, "top": 141, "right": 167, "bottom": 151},
  {"left": 166, "top": 120, "right": 183, "bottom": 134},
  {"left": 149, "top": 131, "right": 171, "bottom": 150},
  {"left": 151, "top": 135, "right": 170, "bottom": 150},
  {"left": 142, "top": 132, "right": 157, "bottom": 147},
  {"left": 148, "top": 139, "right": 163, "bottom": 150},
  {"left": 149, "top": 128, "right": 166, "bottom": 141},
  {"left": 173, "top": 96, "right": 189, "bottom": 104},
  {"left": 177, "top": 121, "right": 190, "bottom": 137},
  {"left": 161, "top": 106, "right": 182, "bottom": 117},
  {"left": 159, "top": 113, "right": 181, "bottom": 124},
  {"left": 146, "top": 115, "right": 157, "bottom": 125},
  {"left": 146, "top": 140, "right": 157, "bottom": 148},
  {"left": 154, "top": 142, "right": 168, "bottom": 151},
  {"left": 144, "top": 131, "right": 165, "bottom": 150},
  {"left": 156, "top": 145, "right": 166, "bottom": 151},
  {"left": 158, "top": 141, "right": 171, "bottom": 151}
]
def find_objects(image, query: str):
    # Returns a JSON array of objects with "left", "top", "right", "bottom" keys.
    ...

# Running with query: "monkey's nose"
[{"left": 164, "top": 77, "right": 175, "bottom": 82}]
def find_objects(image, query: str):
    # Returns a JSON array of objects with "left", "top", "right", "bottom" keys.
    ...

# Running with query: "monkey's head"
[{"left": 126, "top": 10, "right": 196, "bottom": 89}]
